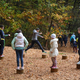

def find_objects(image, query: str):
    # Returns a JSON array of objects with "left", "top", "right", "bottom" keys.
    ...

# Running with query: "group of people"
[
  {"left": 58, "top": 34, "right": 67, "bottom": 47},
  {"left": 0, "top": 25, "right": 58, "bottom": 70},
  {"left": 1, "top": 24, "right": 80, "bottom": 71}
]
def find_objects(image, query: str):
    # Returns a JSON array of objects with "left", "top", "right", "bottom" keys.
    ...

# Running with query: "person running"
[{"left": 25, "top": 28, "right": 46, "bottom": 53}]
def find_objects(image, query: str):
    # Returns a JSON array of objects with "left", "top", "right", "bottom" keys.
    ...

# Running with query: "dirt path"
[{"left": 0, "top": 46, "right": 80, "bottom": 80}]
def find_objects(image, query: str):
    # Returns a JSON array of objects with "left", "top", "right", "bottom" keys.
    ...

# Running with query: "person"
[
  {"left": 58, "top": 34, "right": 63, "bottom": 47},
  {"left": 78, "top": 27, "right": 80, "bottom": 61},
  {"left": 50, "top": 33, "right": 58, "bottom": 68},
  {"left": 25, "top": 28, "right": 46, "bottom": 53},
  {"left": 0, "top": 24, "right": 10, "bottom": 57},
  {"left": 70, "top": 33, "right": 76, "bottom": 47},
  {"left": 63, "top": 34, "right": 68, "bottom": 47},
  {"left": 11, "top": 30, "right": 28, "bottom": 70},
  {"left": 73, "top": 39, "right": 77, "bottom": 53}
]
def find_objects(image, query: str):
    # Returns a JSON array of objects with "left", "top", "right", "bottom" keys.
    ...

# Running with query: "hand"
[
  {"left": 50, "top": 51, "right": 53, "bottom": 53},
  {"left": 41, "top": 36, "right": 44, "bottom": 38},
  {"left": 8, "top": 34, "right": 10, "bottom": 36},
  {"left": 39, "top": 32, "right": 42, "bottom": 34}
]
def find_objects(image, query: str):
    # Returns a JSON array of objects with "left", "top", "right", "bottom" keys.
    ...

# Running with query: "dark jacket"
[
  {"left": 0, "top": 28, "right": 5, "bottom": 47},
  {"left": 63, "top": 35, "right": 67, "bottom": 42},
  {"left": 78, "top": 34, "right": 80, "bottom": 47},
  {"left": 73, "top": 41, "right": 77, "bottom": 47}
]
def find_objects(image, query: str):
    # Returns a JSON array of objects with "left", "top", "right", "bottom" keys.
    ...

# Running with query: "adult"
[{"left": 25, "top": 28, "right": 46, "bottom": 53}]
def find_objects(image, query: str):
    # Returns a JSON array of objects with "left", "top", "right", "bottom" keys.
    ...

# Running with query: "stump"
[
  {"left": 77, "top": 61, "right": 80, "bottom": 69},
  {"left": 16, "top": 69, "right": 24, "bottom": 74},
  {"left": 0, "top": 56, "right": 4, "bottom": 60},
  {"left": 51, "top": 67, "right": 58, "bottom": 72},
  {"left": 23, "top": 54, "right": 25, "bottom": 58},
  {"left": 62, "top": 55, "right": 67, "bottom": 60},
  {"left": 42, "top": 54, "right": 46, "bottom": 58}
]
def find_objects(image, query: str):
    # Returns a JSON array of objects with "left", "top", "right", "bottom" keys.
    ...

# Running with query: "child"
[
  {"left": 50, "top": 34, "right": 58, "bottom": 68},
  {"left": 25, "top": 28, "right": 46, "bottom": 53},
  {"left": 73, "top": 39, "right": 77, "bottom": 53},
  {"left": 11, "top": 30, "right": 28, "bottom": 69},
  {"left": 63, "top": 35, "right": 68, "bottom": 47},
  {"left": 78, "top": 27, "right": 80, "bottom": 61},
  {"left": 0, "top": 24, "right": 10, "bottom": 57}
]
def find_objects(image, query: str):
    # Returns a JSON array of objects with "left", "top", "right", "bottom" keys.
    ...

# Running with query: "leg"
[
  {"left": 16, "top": 50, "right": 20, "bottom": 67},
  {"left": 19, "top": 50, "right": 24, "bottom": 67},
  {"left": 0, "top": 46, "right": 4, "bottom": 56},
  {"left": 78, "top": 47, "right": 80, "bottom": 61},
  {"left": 53, "top": 57, "right": 57, "bottom": 67},
  {"left": 25, "top": 40, "right": 35, "bottom": 51},
  {"left": 35, "top": 40, "right": 44, "bottom": 52},
  {"left": 0, "top": 41, "right": 4, "bottom": 56},
  {"left": 51, "top": 57, "right": 54, "bottom": 67}
]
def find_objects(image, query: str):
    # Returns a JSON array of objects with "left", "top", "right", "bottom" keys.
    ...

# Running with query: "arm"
[
  {"left": 4, "top": 34, "right": 10, "bottom": 37},
  {"left": 11, "top": 37, "right": 16, "bottom": 50},
  {"left": 24, "top": 37, "right": 29, "bottom": 49}
]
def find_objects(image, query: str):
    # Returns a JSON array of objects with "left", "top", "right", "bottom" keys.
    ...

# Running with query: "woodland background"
[{"left": 0, "top": 0, "right": 80, "bottom": 48}]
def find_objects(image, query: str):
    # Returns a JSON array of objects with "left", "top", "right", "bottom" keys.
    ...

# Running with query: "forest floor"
[{"left": 0, "top": 39, "right": 80, "bottom": 80}]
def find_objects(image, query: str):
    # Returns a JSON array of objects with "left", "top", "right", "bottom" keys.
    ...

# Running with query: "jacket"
[
  {"left": 11, "top": 33, "right": 28, "bottom": 50},
  {"left": 32, "top": 29, "right": 42, "bottom": 40},
  {"left": 50, "top": 38, "right": 58, "bottom": 57}
]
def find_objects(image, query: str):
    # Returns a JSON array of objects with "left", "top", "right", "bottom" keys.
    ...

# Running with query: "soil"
[{"left": 0, "top": 38, "right": 80, "bottom": 80}]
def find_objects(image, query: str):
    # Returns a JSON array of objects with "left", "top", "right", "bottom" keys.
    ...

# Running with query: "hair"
[
  {"left": 78, "top": 27, "right": 80, "bottom": 30},
  {"left": 0, "top": 24, "right": 4, "bottom": 28},
  {"left": 36, "top": 28, "right": 40, "bottom": 30},
  {"left": 16, "top": 30, "right": 22, "bottom": 33}
]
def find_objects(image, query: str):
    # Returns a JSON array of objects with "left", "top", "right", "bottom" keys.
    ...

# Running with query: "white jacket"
[
  {"left": 15, "top": 33, "right": 25, "bottom": 47},
  {"left": 50, "top": 38, "right": 58, "bottom": 57}
]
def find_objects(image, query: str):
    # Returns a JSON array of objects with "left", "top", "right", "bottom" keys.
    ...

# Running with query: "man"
[{"left": 25, "top": 28, "right": 46, "bottom": 53}]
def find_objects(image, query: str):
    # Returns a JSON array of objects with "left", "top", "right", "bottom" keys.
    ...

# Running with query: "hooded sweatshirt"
[
  {"left": 32, "top": 29, "right": 42, "bottom": 40},
  {"left": 50, "top": 38, "right": 58, "bottom": 57},
  {"left": 11, "top": 33, "right": 28, "bottom": 50}
]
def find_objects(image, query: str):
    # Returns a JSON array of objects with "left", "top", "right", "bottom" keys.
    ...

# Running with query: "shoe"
[
  {"left": 42, "top": 51, "right": 47, "bottom": 53},
  {"left": 16, "top": 67, "right": 20, "bottom": 70},
  {"left": 0, "top": 55, "right": 4, "bottom": 57},
  {"left": 52, "top": 66, "right": 56, "bottom": 68},
  {"left": 21, "top": 67, "right": 24, "bottom": 70}
]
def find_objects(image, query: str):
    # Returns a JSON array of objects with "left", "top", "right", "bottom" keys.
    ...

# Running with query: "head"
[
  {"left": 51, "top": 34, "right": 56, "bottom": 39},
  {"left": 36, "top": 28, "right": 40, "bottom": 32},
  {"left": 16, "top": 30, "right": 22, "bottom": 33},
  {"left": 0, "top": 24, "right": 4, "bottom": 30},
  {"left": 78, "top": 27, "right": 80, "bottom": 34}
]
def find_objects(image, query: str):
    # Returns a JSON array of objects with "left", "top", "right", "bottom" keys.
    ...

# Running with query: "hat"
[{"left": 51, "top": 34, "right": 56, "bottom": 39}]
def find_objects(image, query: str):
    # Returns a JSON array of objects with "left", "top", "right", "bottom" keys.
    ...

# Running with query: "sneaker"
[
  {"left": 21, "top": 67, "right": 24, "bottom": 70},
  {"left": 0, "top": 55, "right": 4, "bottom": 57},
  {"left": 52, "top": 66, "right": 56, "bottom": 68},
  {"left": 16, "top": 67, "right": 20, "bottom": 70},
  {"left": 42, "top": 51, "right": 47, "bottom": 53}
]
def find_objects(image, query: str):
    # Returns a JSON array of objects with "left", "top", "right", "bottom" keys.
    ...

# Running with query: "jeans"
[
  {"left": 16, "top": 49, "right": 23, "bottom": 67},
  {"left": 25, "top": 40, "right": 44, "bottom": 52},
  {"left": 78, "top": 47, "right": 80, "bottom": 56},
  {"left": 0, "top": 46, "right": 4, "bottom": 55},
  {"left": 0, "top": 40, "right": 4, "bottom": 55}
]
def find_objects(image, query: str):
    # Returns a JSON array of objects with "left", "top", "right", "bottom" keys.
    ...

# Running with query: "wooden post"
[
  {"left": 62, "top": 55, "right": 67, "bottom": 60},
  {"left": 23, "top": 54, "right": 25, "bottom": 58},
  {"left": 16, "top": 69, "right": 24, "bottom": 74},
  {"left": 0, "top": 56, "right": 4, "bottom": 60},
  {"left": 77, "top": 61, "right": 80, "bottom": 69},
  {"left": 51, "top": 67, "right": 58, "bottom": 72},
  {"left": 42, "top": 54, "right": 46, "bottom": 58}
]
